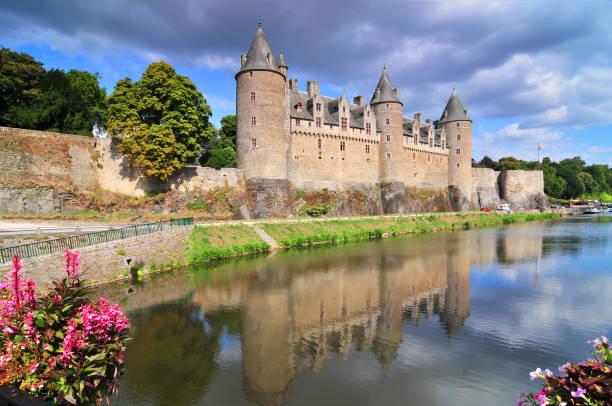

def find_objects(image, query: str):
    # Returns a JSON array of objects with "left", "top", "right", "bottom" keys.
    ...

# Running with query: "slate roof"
[
  {"left": 370, "top": 68, "right": 402, "bottom": 105},
  {"left": 439, "top": 88, "right": 471, "bottom": 123},
  {"left": 403, "top": 117, "right": 414, "bottom": 136},
  {"left": 237, "top": 25, "right": 281, "bottom": 76},
  {"left": 289, "top": 91, "right": 368, "bottom": 129}
]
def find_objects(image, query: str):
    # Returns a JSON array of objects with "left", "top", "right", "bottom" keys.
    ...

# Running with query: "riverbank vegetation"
[
  {"left": 187, "top": 225, "right": 268, "bottom": 262},
  {"left": 186, "top": 212, "right": 560, "bottom": 263}
]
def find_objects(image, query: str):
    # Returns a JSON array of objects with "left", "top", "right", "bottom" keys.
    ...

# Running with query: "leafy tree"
[
  {"left": 543, "top": 166, "right": 567, "bottom": 198},
  {"left": 477, "top": 155, "right": 497, "bottom": 169},
  {"left": 577, "top": 172, "right": 597, "bottom": 195},
  {"left": 497, "top": 156, "right": 527, "bottom": 170},
  {"left": 218, "top": 114, "right": 236, "bottom": 149},
  {"left": 107, "top": 61, "right": 213, "bottom": 180},
  {"left": 0, "top": 47, "right": 45, "bottom": 125},
  {"left": 204, "top": 147, "right": 236, "bottom": 169}
]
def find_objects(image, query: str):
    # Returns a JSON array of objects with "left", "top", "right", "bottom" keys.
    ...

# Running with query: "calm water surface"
[{"left": 100, "top": 216, "right": 612, "bottom": 405}]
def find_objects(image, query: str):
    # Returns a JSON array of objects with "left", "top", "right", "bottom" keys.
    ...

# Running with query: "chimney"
[
  {"left": 414, "top": 112, "right": 422, "bottom": 126},
  {"left": 307, "top": 80, "right": 320, "bottom": 97},
  {"left": 289, "top": 78, "right": 298, "bottom": 91},
  {"left": 353, "top": 96, "right": 364, "bottom": 106},
  {"left": 240, "top": 54, "right": 246, "bottom": 68}
]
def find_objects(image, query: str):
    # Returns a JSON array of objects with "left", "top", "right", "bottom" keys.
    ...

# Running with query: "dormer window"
[
  {"left": 366, "top": 123, "right": 371, "bottom": 135},
  {"left": 295, "top": 102, "right": 303, "bottom": 112},
  {"left": 316, "top": 103, "right": 321, "bottom": 112},
  {"left": 341, "top": 117, "right": 348, "bottom": 131}
]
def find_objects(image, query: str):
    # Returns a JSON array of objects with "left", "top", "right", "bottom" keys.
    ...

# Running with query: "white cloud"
[{"left": 497, "top": 123, "right": 563, "bottom": 142}]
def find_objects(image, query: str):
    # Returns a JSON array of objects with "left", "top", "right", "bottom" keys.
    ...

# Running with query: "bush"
[
  {"left": 519, "top": 336, "right": 611, "bottom": 405},
  {"left": 0, "top": 250, "right": 130, "bottom": 404}
]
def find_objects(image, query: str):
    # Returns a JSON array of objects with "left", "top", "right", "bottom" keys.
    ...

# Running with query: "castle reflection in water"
[{"left": 107, "top": 226, "right": 548, "bottom": 405}]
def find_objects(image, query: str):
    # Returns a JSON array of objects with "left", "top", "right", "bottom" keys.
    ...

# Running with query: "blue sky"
[{"left": 1, "top": 0, "right": 611, "bottom": 164}]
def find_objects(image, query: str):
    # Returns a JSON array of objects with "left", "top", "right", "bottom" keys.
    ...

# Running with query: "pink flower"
[
  {"left": 2, "top": 326, "right": 14, "bottom": 334},
  {"left": 534, "top": 391, "right": 549, "bottom": 406},
  {"left": 24, "top": 279, "right": 36, "bottom": 306},
  {"left": 10, "top": 255, "right": 23, "bottom": 308},
  {"left": 64, "top": 249, "right": 80, "bottom": 277},
  {"left": 529, "top": 368, "right": 543, "bottom": 381},
  {"left": 571, "top": 388, "right": 586, "bottom": 398}
]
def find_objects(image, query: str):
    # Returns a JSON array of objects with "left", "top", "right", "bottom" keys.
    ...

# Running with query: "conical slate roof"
[
  {"left": 370, "top": 68, "right": 402, "bottom": 105},
  {"left": 439, "top": 88, "right": 471, "bottom": 123},
  {"left": 237, "top": 24, "right": 281, "bottom": 75}
]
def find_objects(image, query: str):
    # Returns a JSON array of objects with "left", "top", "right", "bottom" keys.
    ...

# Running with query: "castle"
[{"left": 236, "top": 24, "right": 475, "bottom": 208}]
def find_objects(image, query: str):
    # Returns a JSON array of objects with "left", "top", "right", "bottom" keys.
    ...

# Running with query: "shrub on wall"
[{"left": 0, "top": 250, "right": 130, "bottom": 405}]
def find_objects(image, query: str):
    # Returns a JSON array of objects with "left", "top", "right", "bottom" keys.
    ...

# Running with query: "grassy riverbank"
[{"left": 186, "top": 212, "right": 561, "bottom": 263}]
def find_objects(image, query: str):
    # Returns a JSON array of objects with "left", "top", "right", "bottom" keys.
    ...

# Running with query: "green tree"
[
  {"left": 204, "top": 147, "right": 236, "bottom": 169},
  {"left": 542, "top": 165, "right": 567, "bottom": 198},
  {"left": 107, "top": 61, "right": 213, "bottom": 180},
  {"left": 218, "top": 114, "right": 237, "bottom": 149},
  {"left": 0, "top": 48, "right": 45, "bottom": 126},
  {"left": 497, "top": 156, "right": 527, "bottom": 170}
]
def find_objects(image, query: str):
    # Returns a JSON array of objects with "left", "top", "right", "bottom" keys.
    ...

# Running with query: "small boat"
[{"left": 583, "top": 207, "right": 601, "bottom": 214}]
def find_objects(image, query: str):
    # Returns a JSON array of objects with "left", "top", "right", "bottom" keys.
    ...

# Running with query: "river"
[{"left": 99, "top": 215, "right": 612, "bottom": 405}]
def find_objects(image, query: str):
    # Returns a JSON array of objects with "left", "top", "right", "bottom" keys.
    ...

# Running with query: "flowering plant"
[
  {"left": 0, "top": 250, "right": 130, "bottom": 405},
  {"left": 519, "top": 336, "right": 611, "bottom": 405}
]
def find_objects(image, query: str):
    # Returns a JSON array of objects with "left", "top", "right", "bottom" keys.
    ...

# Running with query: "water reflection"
[{"left": 102, "top": 218, "right": 611, "bottom": 405}]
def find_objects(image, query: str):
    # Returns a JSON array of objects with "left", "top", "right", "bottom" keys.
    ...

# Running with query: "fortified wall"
[{"left": 0, "top": 127, "right": 245, "bottom": 214}]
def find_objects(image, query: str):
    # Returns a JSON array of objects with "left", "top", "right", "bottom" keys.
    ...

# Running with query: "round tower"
[
  {"left": 370, "top": 68, "right": 404, "bottom": 183},
  {"left": 440, "top": 89, "right": 472, "bottom": 210},
  {"left": 236, "top": 24, "right": 288, "bottom": 180}
]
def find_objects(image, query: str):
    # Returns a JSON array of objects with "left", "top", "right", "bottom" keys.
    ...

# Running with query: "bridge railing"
[{"left": 0, "top": 217, "right": 194, "bottom": 264}]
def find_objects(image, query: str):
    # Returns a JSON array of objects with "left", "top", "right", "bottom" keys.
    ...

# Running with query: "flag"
[{"left": 537, "top": 144, "right": 542, "bottom": 151}]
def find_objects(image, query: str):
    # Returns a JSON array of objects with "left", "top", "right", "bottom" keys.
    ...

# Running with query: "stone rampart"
[
  {"left": 499, "top": 170, "right": 547, "bottom": 209},
  {"left": 0, "top": 128, "right": 246, "bottom": 213},
  {"left": 471, "top": 168, "right": 501, "bottom": 209}
]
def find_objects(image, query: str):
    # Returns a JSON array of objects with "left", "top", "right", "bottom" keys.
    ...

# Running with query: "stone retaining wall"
[{"left": 0, "top": 227, "right": 193, "bottom": 286}]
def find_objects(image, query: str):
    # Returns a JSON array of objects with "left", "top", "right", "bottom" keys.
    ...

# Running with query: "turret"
[
  {"left": 440, "top": 88, "right": 472, "bottom": 210},
  {"left": 236, "top": 23, "right": 289, "bottom": 180},
  {"left": 278, "top": 52, "right": 288, "bottom": 77},
  {"left": 370, "top": 68, "right": 404, "bottom": 183}
]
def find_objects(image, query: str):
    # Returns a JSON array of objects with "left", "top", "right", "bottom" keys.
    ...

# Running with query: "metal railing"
[{"left": 0, "top": 218, "right": 194, "bottom": 264}]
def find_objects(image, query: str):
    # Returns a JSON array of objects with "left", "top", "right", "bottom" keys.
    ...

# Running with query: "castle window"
[
  {"left": 386, "top": 103, "right": 389, "bottom": 109},
  {"left": 341, "top": 117, "right": 348, "bottom": 131},
  {"left": 308, "top": 121, "right": 312, "bottom": 127},
  {"left": 414, "top": 137, "right": 418, "bottom": 145},
  {"left": 249, "top": 71, "right": 253, "bottom": 78},
  {"left": 251, "top": 92, "right": 256, "bottom": 102},
  {"left": 385, "top": 118, "right": 390, "bottom": 125},
  {"left": 442, "top": 141, "right": 445, "bottom": 149},
  {"left": 456, "top": 148, "right": 461, "bottom": 154},
  {"left": 251, "top": 116, "right": 256, "bottom": 126},
  {"left": 296, "top": 119, "right": 301, "bottom": 127},
  {"left": 457, "top": 123, "right": 460, "bottom": 127},
  {"left": 386, "top": 134, "right": 391, "bottom": 142},
  {"left": 316, "top": 103, "right": 321, "bottom": 112},
  {"left": 318, "top": 139, "right": 322, "bottom": 149},
  {"left": 366, "top": 123, "right": 371, "bottom": 135},
  {"left": 340, "top": 141, "right": 346, "bottom": 151},
  {"left": 251, "top": 138, "right": 257, "bottom": 149},
  {"left": 457, "top": 134, "right": 461, "bottom": 141},
  {"left": 386, "top": 153, "right": 391, "bottom": 159},
  {"left": 412, "top": 152, "right": 416, "bottom": 161},
  {"left": 428, "top": 154, "right": 431, "bottom": 162},
  {"left": 367, "top": 111, "right": 370, "bottom": 117},
  {"left": 343, "top": 106, "right": 346, "bottom": 113},
  {"left": 457, "top": 163, "right": 460, "bottom": 167},
  {"left": 316, "top": 117, "right": 321, "bottom": 128},
  {"left": 365, "top": 144, "right": 370, "bottom": 154},
  {"left": 319, "top": 151, "right": 322, "bottom": 159},
  {"left": 295, "top": 102, "right": 303, "bottom": 112}
]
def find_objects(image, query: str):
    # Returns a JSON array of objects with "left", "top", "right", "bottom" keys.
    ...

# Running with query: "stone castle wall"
[
  {"left": 499, "top": 170, "right": 547, "bottom": 209},
  {"left": 0, "top": 128, "right": 246, "bottom": 213},
  {"left": 471, "top": 168, "right": 501, "bottom": 209},
  {"left": 0, "top": 126, "right": 99, "bottom": 213}
]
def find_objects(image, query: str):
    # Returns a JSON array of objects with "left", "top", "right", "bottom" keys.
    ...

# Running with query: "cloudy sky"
[{"left": 1, "top": 0, "right": 611, "bottom": 163}]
